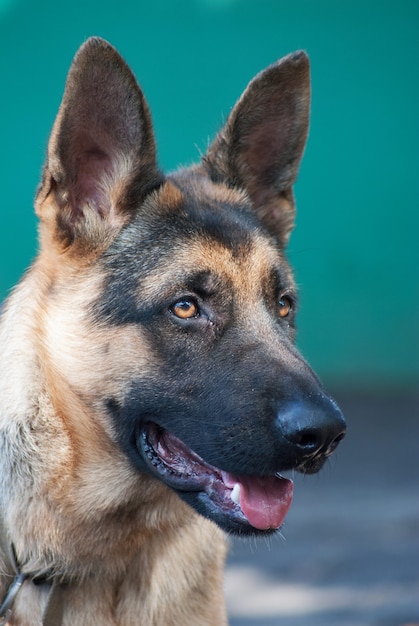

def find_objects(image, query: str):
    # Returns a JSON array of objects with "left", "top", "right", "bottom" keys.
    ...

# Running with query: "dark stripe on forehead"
[{"left": 166, "top": 170, "right": 263, "bottom": 255}]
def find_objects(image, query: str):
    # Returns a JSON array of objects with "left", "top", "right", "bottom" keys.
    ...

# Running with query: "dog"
[{"left": 0, "top": 37, "right": 346, "bottom": 625}]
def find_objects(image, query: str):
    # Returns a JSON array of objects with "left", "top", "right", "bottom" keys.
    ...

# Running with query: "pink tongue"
[{"left": 223, "top": 473, "right": 294, "bottom": 531}]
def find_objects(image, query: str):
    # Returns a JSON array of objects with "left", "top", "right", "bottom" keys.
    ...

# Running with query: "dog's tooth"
[{"left": 230, "top": 483, "right": 241, "bottom": 506}]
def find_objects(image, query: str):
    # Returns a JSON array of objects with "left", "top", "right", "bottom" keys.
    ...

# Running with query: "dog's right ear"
[{"left": 35, "top": 37, "right": 162, "bottom": 251}]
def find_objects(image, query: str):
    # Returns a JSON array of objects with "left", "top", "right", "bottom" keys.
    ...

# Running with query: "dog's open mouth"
[{"left": 137, "top": 422, "right": 293, "bottom": 532}]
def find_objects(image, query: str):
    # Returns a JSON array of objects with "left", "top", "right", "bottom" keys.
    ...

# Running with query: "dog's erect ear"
[
  {"left": 203, "top": 51, "right": 310, "bottom": 245},
  {"left": 35, "top": 37, "right": 161, "bottom": 249}
]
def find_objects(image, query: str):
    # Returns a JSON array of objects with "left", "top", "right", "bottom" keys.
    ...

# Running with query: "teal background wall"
[{"left": 0, "top": 0, "right": 417, "bottom": 389}]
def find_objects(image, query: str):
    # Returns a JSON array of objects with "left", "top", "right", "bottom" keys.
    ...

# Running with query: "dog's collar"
[
  {"left": 0, "top": 526, "right": 64, "bottom": 626},
  {"left": 0, "top": 569, "right": 28, "bottom": 626},
  {"left": 0, "top": 571, "right": 63, "bottom": 626}
]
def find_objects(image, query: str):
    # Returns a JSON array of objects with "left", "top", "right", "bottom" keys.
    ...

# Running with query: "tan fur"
[
  {"left": 0, "top": 260, "right": 228, "bottom": 625},
  {"left": 0, "top": 211, "right": 287, "bottom": 624}
]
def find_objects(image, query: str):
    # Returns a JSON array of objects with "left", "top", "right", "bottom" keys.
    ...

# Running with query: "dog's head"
[{"left": 34, "top": 38, "right": 345, "bottom": 536}]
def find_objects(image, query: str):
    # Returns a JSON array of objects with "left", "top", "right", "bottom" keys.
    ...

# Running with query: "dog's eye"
[
  {"left": 278, "top": 296, "right": 292, "bottom": 319},
  {"left": 171, "top": 299, "right": 199, "bottom": 320}
]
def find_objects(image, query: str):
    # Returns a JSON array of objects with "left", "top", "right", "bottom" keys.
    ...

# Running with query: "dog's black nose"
[{"left": 277, "top": 396, "right": 346, "bottom": 460}]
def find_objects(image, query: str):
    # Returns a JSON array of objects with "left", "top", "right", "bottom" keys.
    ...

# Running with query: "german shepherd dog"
[{"left": 0, "top": 38, "right": 346, "bottom": 625}]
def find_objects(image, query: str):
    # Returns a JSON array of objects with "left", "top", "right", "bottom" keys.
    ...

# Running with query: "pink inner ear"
[{"left": 73, "top": 144, "right": 113, "bottom": 217}]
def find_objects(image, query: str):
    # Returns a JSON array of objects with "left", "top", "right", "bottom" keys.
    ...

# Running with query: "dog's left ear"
[
  {"left": 35, "top": 37, "right": 162, "bottom": 250},
  {"left": 203, "top": 51, "right": 310, "bottom": 245}
]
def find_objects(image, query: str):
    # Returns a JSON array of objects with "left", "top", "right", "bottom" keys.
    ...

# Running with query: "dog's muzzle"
[{"left": 135, "top": 393, "right": 346, "bottom": 536}]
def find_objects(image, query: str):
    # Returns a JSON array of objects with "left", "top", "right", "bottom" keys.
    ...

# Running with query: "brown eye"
[
  {"left": 278, "top": 296, "right": 292, "bottom": 319},
  {"left": 171, "top": 299, "right": 199, "bottom": 320}
]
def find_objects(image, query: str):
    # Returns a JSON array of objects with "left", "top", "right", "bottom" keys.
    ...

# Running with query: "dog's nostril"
[
  {"left": 334, "top": 431, "right": 346, "bottom": 445},
  {"left": 326, "top": 430, "right": 346, "bottom": 455},
  {"left": 291, "top": 428, "right": 322, "bottom": 452}
]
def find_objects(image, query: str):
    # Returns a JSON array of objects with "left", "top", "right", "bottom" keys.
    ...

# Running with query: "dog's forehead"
[
  {"left": 137, "top": 235, "right": 280, "bottom": 302},
  {"left": 128, "top": 179, "right": 292, "bottom": 299},
  {"left": 98, "top": 178, "right": 294, "bottom": 323},
  {"left": 142, "top": 177, "right": 272, "bottom": 254}
]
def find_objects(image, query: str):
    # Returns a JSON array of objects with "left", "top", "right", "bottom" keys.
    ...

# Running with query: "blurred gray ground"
[{"left": 225, "top": 392, "right": 419, "bottom": 626}]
